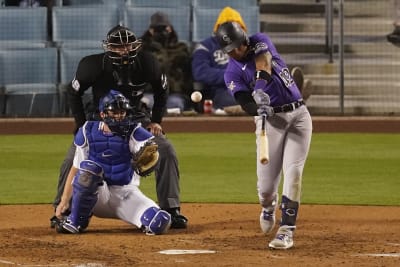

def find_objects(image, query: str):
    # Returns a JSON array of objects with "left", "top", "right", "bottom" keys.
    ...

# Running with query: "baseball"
[{"left": 191, "top": 91, "right": 202, "bottom": 103}]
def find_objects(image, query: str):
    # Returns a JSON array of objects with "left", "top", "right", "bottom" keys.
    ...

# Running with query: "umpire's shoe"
[{"left": 166, "top": 208, "right": 188, "bottom": 229}]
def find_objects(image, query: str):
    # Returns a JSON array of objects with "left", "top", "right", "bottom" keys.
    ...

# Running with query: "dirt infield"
[
  {"left": 1, "top": 116, "right": 399, "bottom": 266},
  {"left": 0, "top": 204, "right": 399, "bottom": 267}
]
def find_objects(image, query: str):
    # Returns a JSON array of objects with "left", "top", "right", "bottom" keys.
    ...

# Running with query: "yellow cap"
[{"left": 213, "top": 6, "right": 248, "bottom": 33}]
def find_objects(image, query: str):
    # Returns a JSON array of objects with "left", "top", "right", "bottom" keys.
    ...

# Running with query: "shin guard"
[
  {"left": 280, "top": 195, "right": 299, "bottom": 228},
  {"left": 140, "top": 207, "right": 171, "bottom": 235},
  {"left": 68, "top": 160, "right": 104, "bottom": 231}
]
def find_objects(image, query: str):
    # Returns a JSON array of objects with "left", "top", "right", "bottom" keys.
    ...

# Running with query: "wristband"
[{"left": 254, "top": 70, "right": 272, "bottom": 82}]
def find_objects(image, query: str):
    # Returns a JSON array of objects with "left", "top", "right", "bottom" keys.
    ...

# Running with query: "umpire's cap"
[{"left": 215, "top": 21, "right": 249, "bottom": 53}]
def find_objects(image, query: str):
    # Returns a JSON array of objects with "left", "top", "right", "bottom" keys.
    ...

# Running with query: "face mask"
[{"left": 152, "top": 26, "right": 171, "bottom": 45}]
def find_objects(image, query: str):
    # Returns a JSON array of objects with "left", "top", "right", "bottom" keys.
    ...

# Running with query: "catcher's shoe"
[
  {"left": 268, "top": 225, "right": 296, "bottom": 250},
  {"left": 50, "top": 209, "right": 71, "bottom": 228},
  {"left": 61, "top": 219, "right": 80, "bottom": 234},
  {"left": 166, "top": 208, "right": 188, "bottom": 229},
  {"left": 260, "top": 208, "right": 275, "bottom": 234}
]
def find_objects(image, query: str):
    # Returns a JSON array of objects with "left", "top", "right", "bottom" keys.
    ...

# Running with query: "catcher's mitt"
[{"left": 132, "top": 141, "right": 159, "bottom": 176}]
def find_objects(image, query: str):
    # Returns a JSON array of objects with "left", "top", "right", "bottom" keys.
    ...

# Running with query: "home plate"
[{"left": 159, "top": 249, "right": 216, "bottom": 255}]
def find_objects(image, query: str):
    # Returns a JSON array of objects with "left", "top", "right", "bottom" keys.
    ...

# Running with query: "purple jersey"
[{"left": 224, "top": 33, "right": 302, "bottom": 107}]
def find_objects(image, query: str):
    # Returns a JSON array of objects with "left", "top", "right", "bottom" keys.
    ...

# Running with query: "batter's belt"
[{"left": 273, "top": 100, "right": 305, "bottom": 113}]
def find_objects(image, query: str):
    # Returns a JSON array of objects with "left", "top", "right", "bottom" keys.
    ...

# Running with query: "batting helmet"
[
  {"left": 103, "top": 25, "right": 142, "bottom": 66},
  {"left": 215, "top": 21, "right": 249, "bottom": 53},
  {"left": 99, "top": 90, "right": 132, "bottom": 113}
]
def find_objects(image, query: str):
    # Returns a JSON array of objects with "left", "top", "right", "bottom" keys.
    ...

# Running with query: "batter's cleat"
[
  {"left": 166, "top": 208, "right": 188, "bottom": 229},
  {"left": 260, "top": 208, "right": 275, "bottom": 234},
  {"left": 268, "top": 225, "right": 296, "bottom": 250}
]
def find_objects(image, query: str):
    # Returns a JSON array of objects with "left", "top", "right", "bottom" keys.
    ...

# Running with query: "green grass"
[{"left": 1, "top": 133, "right": 399, "bottom": 205}]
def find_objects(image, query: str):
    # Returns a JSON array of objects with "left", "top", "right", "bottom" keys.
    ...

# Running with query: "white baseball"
[{"left": 191, "top": 91, "right": 202, "bottom": 103}]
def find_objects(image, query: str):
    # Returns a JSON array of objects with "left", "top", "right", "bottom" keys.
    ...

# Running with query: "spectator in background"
[
  {"left": 191, "top": 6, "right": 245, "bottom": 113},
  {"left": 387, "top": 0, "right": 400, "bottom": 46},
  {"left": 140, "top": 11, "right": 193, "bottom": 114}
]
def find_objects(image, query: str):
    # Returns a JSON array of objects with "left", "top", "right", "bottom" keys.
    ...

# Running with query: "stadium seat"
[
  {"left": 126, "top": 0, "right": 189, "bottom": 7},
  {"left": 60, "top": 0, "right": 125, "bottom": 7},
  {"left": 0, "top": 48, "right": 59, "bottom": 117},
  {"left": 191, "top": 0, "right": 258, "bottom": 9},
  {"left": 192, "top": 6, "right": 260, "bottom": 43},
  {"left": 0, "top": 7, "right": 48, "bottom": 49},
  {"left": 58, "top": 47, "right": 103, "bottom": 115},
  {"left": 52, "top": 5, "right": 120, "bottom": 48},
  {"left": 123, "top": 6, "right": 191, "bottom": 42}
]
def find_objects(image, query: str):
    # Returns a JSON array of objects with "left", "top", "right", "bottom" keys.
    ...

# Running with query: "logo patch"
[
  {"left": 72, "top": 78, "right": 80, "bottom": 92},
  {"left": 228, "top": 81, "right": 236, "bottom": 91}
]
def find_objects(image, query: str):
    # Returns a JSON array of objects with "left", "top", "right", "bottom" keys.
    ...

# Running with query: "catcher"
[{"left": 55, "top": 90, "right": 171, "bottom": 235}]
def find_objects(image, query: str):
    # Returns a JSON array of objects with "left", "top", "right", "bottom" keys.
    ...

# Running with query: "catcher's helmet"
[
  {"left": 215, "top": 21, "right": 249, "bottom": 53},
  {"left": 99, "top": 90, "right": 135, "bottom": 137},
  {"left": 103, "top": 25, "right": 142, "bottom": 66}
]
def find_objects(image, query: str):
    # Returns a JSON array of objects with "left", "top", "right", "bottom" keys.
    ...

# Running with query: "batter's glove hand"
[
  {"left": 132, "top": 140, "right": 159, "bottom": 176},
  {"left": 257, "top": 105, "right": 274, "bottom": 117}
]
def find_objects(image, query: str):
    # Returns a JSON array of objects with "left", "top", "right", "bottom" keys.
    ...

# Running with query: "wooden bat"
[{"left": 259, "top": 114, "right": 269, "bottom": 164}]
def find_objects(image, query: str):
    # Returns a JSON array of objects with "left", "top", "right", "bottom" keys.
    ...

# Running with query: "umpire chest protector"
[{"left": 78, "top": 121, "right": 134, "bottom": 186}]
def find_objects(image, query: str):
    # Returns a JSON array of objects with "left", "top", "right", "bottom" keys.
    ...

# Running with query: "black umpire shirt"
[{"left": 67, "top": 51, "right": 168, "bottom": 129}]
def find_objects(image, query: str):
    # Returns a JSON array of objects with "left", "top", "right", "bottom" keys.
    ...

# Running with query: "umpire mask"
[{"left": 103, "top": 25, "right": 142, "bottom": 66}]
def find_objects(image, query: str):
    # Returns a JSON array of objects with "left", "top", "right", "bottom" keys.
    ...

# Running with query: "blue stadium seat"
[
  {"left": 123, "top": 6, "right": 191, "bottom": 42},
  {"left": 61, "top": 0, "right": 125, "bottom": 7},
  {"left": 0, "top": 48, "right": 59, "bottom": 117},
  {"left": 192, "top": 6, "right": 260, "bottom": 43},
  {"left": 52, "top": 5, "right": 120, "bottom": 48},
  {"left": 192, "top": 0, "right": 258, "bottom": 9},
  {"left": 126, "top": 0, "right": 189, "bottom": 7},
  {"left": 0, "top": 7, "right": 48, "bottom": 49},
  {"left": 58, "top": 47, "right": 103, "bottom": 114}
]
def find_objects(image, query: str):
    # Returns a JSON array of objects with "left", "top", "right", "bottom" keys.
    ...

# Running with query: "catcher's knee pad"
[
  {"left": 69, "top": 160, "right": 104, "bottom": 230},
  {"left": 280, "top": 195, "right": 299, "bottom": 227},
  {"left": 140, "top": 207, "right": 171, "bottom": 235}
]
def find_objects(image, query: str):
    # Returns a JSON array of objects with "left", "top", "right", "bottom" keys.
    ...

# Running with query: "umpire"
[{"left": 50, "top": 25, "right": 188, "bottom": 229}]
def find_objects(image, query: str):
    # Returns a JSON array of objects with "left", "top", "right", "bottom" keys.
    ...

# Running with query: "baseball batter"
[
  {"left": 55, "top": 90, "right": 171, "bottom": 234},
  {"left": 216, "top": 22, "right": 312, "bottom": 249}
]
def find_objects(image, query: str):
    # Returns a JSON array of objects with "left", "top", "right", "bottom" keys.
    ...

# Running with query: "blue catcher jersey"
[{"left": 75, "top": 121, "right": 134, "bottom": 186}]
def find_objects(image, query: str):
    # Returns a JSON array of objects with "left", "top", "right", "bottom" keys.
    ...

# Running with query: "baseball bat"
[{"left": 259, "top": 114, "right": 269, "bottom": 164}]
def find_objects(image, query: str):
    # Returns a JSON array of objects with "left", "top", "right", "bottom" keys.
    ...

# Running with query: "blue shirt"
[{"left": 192, "top": 36, "right": 229, "bottom": 90}]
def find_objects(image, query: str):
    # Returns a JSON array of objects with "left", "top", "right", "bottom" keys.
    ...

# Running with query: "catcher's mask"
[
  {"left": 215, "top": 21, "right": 249, "bottom": 53},
  {"left": 99, "top": 90, "right": 135, "bottom": 138},
  {"left": 103, "top": 25, "right": 142, "bottom": 66}
]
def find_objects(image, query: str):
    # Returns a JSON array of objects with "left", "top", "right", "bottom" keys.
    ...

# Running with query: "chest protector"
[{"left": 85, "top": 122, "right": 133, "bottom": 185}]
